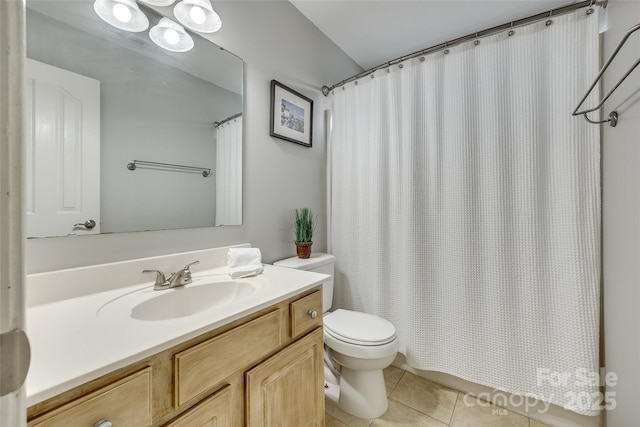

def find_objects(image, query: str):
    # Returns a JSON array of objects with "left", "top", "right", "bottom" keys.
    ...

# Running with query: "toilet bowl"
[
  {"left": 273, "top": 253, "right": 399, "bottom": 419},
  {"left": 323, "top": 308, "right": 399, "bottom": 418}
]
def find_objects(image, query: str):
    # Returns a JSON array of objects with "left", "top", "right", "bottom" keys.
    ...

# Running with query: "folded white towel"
[{"left": 227, "top": 248, "right": 264, "bottom": 279}]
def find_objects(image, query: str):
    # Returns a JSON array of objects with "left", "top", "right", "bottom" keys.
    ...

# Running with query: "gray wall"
[
  {"left": 25, "top": 1, "right": 361, "bottom": 273},
  {"left": 23, "top": 1, "right": 640, "bottom": 423},
  {"left": 603, "top": 1, "right": 640, "bottom": 425}
]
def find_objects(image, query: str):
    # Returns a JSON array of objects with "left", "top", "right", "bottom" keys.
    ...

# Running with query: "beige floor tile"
[
  {"left": 383, "top": 366, "right": 405, "bottom": 396},
  {"left": 326, "top": 413, "right": 350, "bottom": 427},
  {"left": 451, "top": 394, "right": 529, "bottom": 427},
  {"left": 325, "top": 400, "right": 373, "bottom": 427},
  {"left": 388, "top": 371, "right": 459, "bottom": 424},
  {"left": 370, "top": 399, "right": 449, "bottom": 427},
  {"left": 529, "top": 420, "right": 551, "bottom": 427}
]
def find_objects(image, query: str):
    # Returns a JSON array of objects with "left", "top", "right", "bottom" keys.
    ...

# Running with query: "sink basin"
[
  {"left": 97, "top": 278, "right": 256, "bottom": 321},
  {"left": 131, "top": 281, "right": 255, "bottom": 320}
]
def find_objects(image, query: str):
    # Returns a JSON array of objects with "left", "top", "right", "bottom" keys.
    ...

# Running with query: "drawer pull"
[
  {"left": 307, "top": 310, "right": 317, "bottom": 319},
  {"left": 94, "top": 420, "right": 113, "bottom": 427}
]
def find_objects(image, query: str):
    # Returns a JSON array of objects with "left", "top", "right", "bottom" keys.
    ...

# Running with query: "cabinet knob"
[
  {"left": 94, "top": 420, "right": 113, "bottom": 427},
  {"left": 307, "top": 310, "right": 317, "bottom": 319}
]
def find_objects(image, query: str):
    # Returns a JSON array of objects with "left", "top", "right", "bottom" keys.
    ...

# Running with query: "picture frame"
[{"left": 270, "top": 80, "right": 313, "bottom": 147}]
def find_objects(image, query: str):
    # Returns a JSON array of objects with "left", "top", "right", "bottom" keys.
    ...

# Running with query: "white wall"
[
  {"left": 25, "top": 1, "right": 361, "bottom": 273},
  {"left": 602, "top": 1, "right": 640, "bottom": 425}
]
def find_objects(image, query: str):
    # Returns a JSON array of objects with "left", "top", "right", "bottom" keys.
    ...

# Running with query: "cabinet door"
[
  {"left": 246, "top": 328, "right": 324, "bottom": 427},
  {"left": 165, "top": 385, "right": 231, "bottom": 427}
]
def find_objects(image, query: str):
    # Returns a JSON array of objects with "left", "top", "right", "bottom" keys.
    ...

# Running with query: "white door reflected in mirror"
[{"left": 24, "top": 59, "right": 101, "bottom": 238}]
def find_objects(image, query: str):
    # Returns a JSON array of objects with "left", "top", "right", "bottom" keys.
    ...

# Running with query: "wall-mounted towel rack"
[
  {"left": 127, "top": 160, "right": 212, "bottom": 177},
  {"left": 573, "top": 22, "right": 640, "bottom": 127}
]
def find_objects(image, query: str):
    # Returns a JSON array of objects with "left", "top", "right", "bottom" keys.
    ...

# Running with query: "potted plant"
[{"left": 294, "top": 208, "right": 316, "bottom": 259}]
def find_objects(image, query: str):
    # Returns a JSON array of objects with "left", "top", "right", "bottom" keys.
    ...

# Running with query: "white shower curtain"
[
  {"left": 215, "top": 116, "right": 242, "bottom": 226},
  {"left": 330, "top": 10, "right": 601, "bottom": 415}
]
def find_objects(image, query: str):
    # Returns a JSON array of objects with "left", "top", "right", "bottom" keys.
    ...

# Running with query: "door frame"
[{"left": 0, "top": 1, "right": 28, "bottom": 426}]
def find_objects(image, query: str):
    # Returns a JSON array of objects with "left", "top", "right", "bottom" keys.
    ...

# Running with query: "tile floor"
[{"left": 325, "top": 366, "right": 551, "bottom": 427}]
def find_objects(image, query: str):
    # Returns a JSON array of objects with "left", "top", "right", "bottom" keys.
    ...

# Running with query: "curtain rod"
[
  {"left": 213, "top": 112, "right": 242, "bottom": 128},
  {"left": 322, "top": 0, "right": 607, "bottom": 96}
]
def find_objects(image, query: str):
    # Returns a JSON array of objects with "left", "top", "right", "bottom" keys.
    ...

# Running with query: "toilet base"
[
  {"left": 324, "top": 381, "right": 340, "bottom": 406},
  {"left": 337, "top": 366, "right": 388, "bottom": 419}
]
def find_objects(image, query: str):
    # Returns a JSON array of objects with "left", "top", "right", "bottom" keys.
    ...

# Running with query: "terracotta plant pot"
[{"left": 295, "top": 241, "right": 313, "bottom": 259}]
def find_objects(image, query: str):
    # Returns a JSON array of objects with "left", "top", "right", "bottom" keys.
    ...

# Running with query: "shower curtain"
[
  {"left": 330, "top": 10, "right": 601, "bottom": 415},
  {"left": 215, "top": 116, "right": 242, "bottom": 226}
]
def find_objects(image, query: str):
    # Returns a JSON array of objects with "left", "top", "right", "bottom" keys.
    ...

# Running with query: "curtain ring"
[
  {"left": 444, "top": 41, "right": 450, "bottom": 55},
  {"left": 508, "top": 21, "right": 515, "bottom": 37},
  {"left": 474, "top": 32, "right": 480, "bottom": 46},
  {"left": 587, "top": 0, "right": 595, "bottom": 14},
  {"left": 545, "top": 10, "right": 553, "bottom": 26}
]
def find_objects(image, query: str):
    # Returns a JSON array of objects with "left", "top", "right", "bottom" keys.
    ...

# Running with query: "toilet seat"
[{"left": 324, "top": 309, "right": 396, "bottom": 346}]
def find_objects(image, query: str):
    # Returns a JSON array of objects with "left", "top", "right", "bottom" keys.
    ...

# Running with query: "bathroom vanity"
[{"left": 25, "top": 246, "right": 327, "bottom": 426}]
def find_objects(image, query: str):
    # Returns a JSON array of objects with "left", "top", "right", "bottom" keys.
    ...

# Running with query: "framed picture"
[{"left": 270, "top": 80, "right": 313, "bottom": 147}]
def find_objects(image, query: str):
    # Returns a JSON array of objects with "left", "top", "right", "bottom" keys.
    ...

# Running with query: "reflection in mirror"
[{"left": 25, "top": 1, "right": 243, "bottom": 238}]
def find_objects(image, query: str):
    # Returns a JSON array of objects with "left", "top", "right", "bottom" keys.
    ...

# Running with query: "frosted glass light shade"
[
  {"left": 149, "top": 18, "right": 194, "bottom": 52},
  {"left": 93, "top": 0, "right": 149, "bottom": 32},
  {"left": 173, "top": 0, "right": 222, "bottom": 33}
]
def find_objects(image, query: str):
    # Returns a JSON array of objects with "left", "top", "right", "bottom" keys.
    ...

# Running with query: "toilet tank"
[{"left": 273, "top": 253, "right": 335, "bottom": 312}]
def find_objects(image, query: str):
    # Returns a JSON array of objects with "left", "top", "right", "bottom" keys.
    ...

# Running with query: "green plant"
[{"left": 294, "top": 208, "right": 316, "bottom": 243}]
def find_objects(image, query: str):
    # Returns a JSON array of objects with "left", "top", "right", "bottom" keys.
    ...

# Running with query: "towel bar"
[
  {"left": 573, "top": 22, "right": 640, "bottom": 127},
  {"left": 127, "top": 160, "right": 212, "bottom": 177}
]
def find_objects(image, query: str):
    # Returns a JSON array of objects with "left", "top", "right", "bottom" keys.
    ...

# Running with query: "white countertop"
[{"left": 26, "top": 264, "right": 328, "bottom": 406}]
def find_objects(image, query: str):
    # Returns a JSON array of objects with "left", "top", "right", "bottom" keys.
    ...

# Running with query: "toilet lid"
[{"left": 324, "top": 309, "right": 396, "bottom": 346}]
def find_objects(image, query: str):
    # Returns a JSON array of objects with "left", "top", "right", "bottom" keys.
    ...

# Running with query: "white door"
[{"left": 24, "top": 58, "right": 100, "bottom": 237}]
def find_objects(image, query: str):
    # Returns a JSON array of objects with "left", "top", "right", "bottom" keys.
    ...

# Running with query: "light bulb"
[
  {"left": 189, "top": 5, "right": 206, "bottom": 25},
  {"left": 164, "top": 28, "right": 180, "bottom": 45},
  {"left": 112, "top": 3, "right": 132, "bottom": 23}
]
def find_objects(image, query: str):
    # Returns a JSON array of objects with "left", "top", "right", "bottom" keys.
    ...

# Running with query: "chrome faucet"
[
  {"left": 141, "top": 269, "right": 170, "bottom": 291},
  {"left": 142, "top": 260, "right": 200, "bottom": 291},
  {"left": 168, "top": 261, "right": 200, "bottom": 288}
]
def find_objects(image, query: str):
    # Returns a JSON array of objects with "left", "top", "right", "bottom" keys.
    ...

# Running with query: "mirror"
[{"left": 25, "top": 0, "right": 243, "bottom": 238}]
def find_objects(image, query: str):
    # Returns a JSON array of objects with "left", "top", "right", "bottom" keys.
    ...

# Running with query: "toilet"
[{"left": 273, "top": 253, "right": 399, "bottom": 419}]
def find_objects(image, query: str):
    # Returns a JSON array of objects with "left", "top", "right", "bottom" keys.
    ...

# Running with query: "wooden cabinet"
[
  {"left": 246, "top": 328, "right": 324, "bottom": 427},
  {"left": 29, "top": 368, "right": 152, "bottom": 427},
  {"left": 174, "top": 309, "right": 283, "bottom": 407},
  {"left": 165, "top": 385, "right": 232, "bottom": 427},
  {"left": 289, "top": 290, "right": 322, "bottom": 339},
  {"left": 27, "top": 286, "right": 323, "bottom": 427}
]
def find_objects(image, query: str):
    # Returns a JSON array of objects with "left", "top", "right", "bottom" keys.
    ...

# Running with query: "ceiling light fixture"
[
  {"left": 139, "top": 0, "right": 176, "bottom": 6},
  {"left": 173, "top": 0, "right": 222, "bottom": 33},
  {"left": 93, "top": 0, "right": 149, "bottom": 32},
  {"left": 149, "top": 17, "right": 194, "bottom": 52}
]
